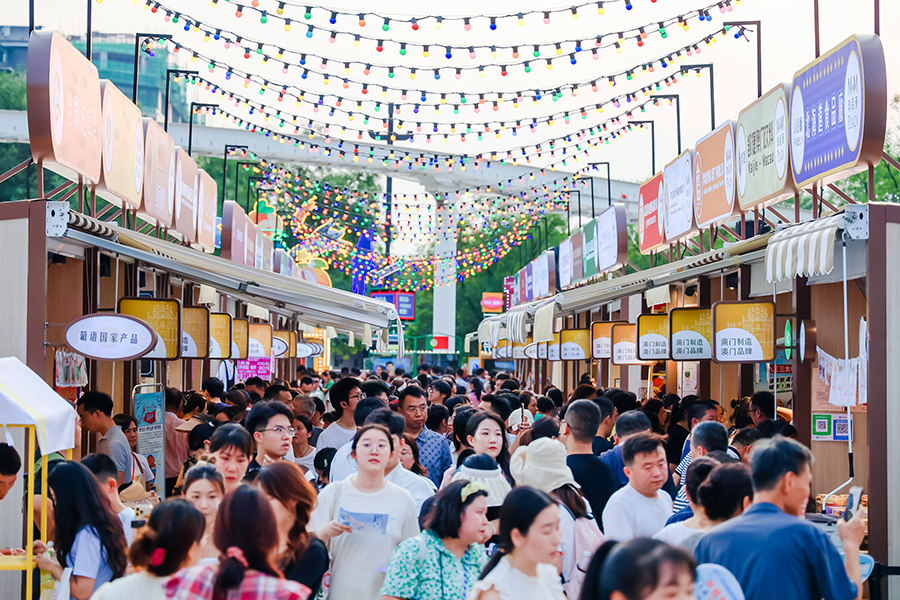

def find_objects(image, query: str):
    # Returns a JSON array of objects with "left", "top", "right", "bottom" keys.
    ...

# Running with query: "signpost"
[{"left": 64, "top": 313, "right": 157, "bottom": 361}]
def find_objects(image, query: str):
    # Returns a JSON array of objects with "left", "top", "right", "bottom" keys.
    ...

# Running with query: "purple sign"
[
  {"left": 370, "top": 291, "right": 396, "bottom": 307},
  {"left": 395, "top": 292, "right": 416, "bottom": 321},
  {"left": 524, "top": 264, "right": 534, "bottom": 302}
]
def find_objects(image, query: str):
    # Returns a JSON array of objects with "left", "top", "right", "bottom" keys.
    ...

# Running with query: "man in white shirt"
[
  {"left": 602, "top": 432, "right": 673, "bottom": 541},
  {"left": 316, "top": 377, "right": 362, "bottom": 450},
  {"left": 81, "top": 453, "right": 137, "bottom": 545}
]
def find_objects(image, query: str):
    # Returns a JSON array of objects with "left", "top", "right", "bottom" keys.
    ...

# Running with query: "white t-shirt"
[
  {"left": 316, "top": 422, "right": 357, "bottom": 451},
  {"left": 118, "top": 507, "right": 136, "bottom": 546},
  {"left": 601, "top": 484, "right": 673, "bottom": 541},
  {"left": 652, "top": 521, "right": 701, "bottom": 546},
  {"left": 310, "top": 478, "right": 419, "bottom": 600},
  {"left": 94, "top": 572, "right": 167, "bottom": 600},
  {"left": 293, "top": 446, "right": 317, "bottom": 473}
]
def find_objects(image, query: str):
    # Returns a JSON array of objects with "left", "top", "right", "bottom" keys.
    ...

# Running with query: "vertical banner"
[
  {"left": 582, "top": 219, "right": 598, "bottom": 278},
  {"left": 712, "top": 301, "right": 776, "bottom": 363},
  {"left": 133, "top": 390, "right": 165, "bottom": 494},
  {"left": 670, "top": 307, "right": 713, "bottom": 360},
  {"left": 637, "top": 314, "right": 670, "bottom": 360},
  {"left": 591, "top": 321, "right": 626, "bottom": 359},
  {"left": 560, "top": 329, "right": 591, "bottom": 361},
  {"left": 663, "top": 150, "right": 695, "bottom": 241}
]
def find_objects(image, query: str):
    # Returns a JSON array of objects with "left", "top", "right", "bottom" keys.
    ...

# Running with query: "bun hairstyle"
[{"left": 130, "top": 499, "right": 205, "bottom": 576}]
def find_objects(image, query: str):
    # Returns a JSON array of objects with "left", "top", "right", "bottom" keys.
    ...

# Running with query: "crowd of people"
[{"left": 0, "top": 364, "right": 866, "bottom": 600}]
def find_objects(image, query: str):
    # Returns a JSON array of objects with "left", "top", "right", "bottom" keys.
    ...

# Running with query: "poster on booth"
[
  {"left": 248, "top": 323, "right": 273, "bottom": 357},
  {"left": 670, "top": 307, "right": 713, "bottom": 360},
  {"left": 236, "top": 357, "right": 272, "bottom": 382},
  {"left": 209, "top": 313, "right": 232, "bottom": 359},
  {"left": 560, "top": 329, "right": 590, "bottom": 361},
  {"left": 591, "top": 321, "right": 625, "bottom": 359},
  {"left": 133, "top": 391, "right": 165, "bottom": 493},
  {"left": 181, "top": 307, "right": 210, "bottom": 359},
  {"left": 611, "top": 324, "right": 644, "bottom": 365},
  {"left": 737, "top": 84, "right": 795, "bottom": 211},
  {"left": 118, "top": 297, "right": 181, "bottom": 359},
  {"left": 663, "top": 151, "right": 695, "bottom": 241},
  {"left": 547, "top": 332, "right": 561, "bottom": 361},
  {"left": 712, "top": 301, "right": 775, "bottom": 363},
  {"left": 638, "top": 172, "right": 666, "bottom": 254},
  {"left": 232, "top": 318, "right": 249, "bottom": 360},
  {"left": 637, "top": 314, "right": 670, "bottom": 361},
  {"left": 693, "top": 123, "right": 737, "bottom": 228}
]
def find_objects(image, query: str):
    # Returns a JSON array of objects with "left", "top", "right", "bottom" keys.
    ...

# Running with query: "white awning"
[
  {"left": 0, "top": 357, "right": 76, "bottom": 454},
  {"left": 765, "top": 214, "right": 842, "bottom": 283}
]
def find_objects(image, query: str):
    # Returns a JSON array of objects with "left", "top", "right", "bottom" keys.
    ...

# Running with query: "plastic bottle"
[{"left": 39, "top": 541, "right": 55, "bottom": 596}]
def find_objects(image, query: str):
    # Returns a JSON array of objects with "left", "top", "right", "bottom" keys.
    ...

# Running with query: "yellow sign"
[
  {"left": 591, "top": 321, "right": 626, "bottom": 359},
  {"left": 611, "top": 323, "right": 645, "bottom": 365},
  {"left": 289, "top": 331, "right": 297, "bottom": 359},
  {"left": 713, "top": 301, "right": 776, "bottom": 363},
  {"left": 249, "top": 323, "right": 273, "bottom": 358},
  {"left": 547, "top": 332, "right": 561, "bottom": 361},
  {"left": 232, "top": 318, "right": 249, "bottom": 360},
  {"left": 512, "top": 340, "right": 528, "bottom": 360},
  {"left": 209, "top": 313, "right": 232, "bottom": 359},
  {"left": 670, "top": 307, "right": 712, "bottom": 360},
  {"left": 637, "top": 314, "right": 669, "bottom": 361},
  {"left": 492, "top": 339, "right": 510, "bottom": 360},
  {"left": 118, "top": 297, "right": 181, "bottom": 360},
  {"left": 560, "top": 329, "right": 590, "bottom": 361},
  {"left": 273, "top": 330, "right": 291, "bottom": 358},
  {"left": 181, "top": 307, "right": 210, "bottom": 359}
]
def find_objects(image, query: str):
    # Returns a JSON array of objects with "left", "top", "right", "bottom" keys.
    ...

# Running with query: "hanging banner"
[
  {"left": 547, "top": 332, "right": 561, "bottom": 361},
  {"left": 670, "top": 307, "right": 713, "bottom": 360},
  {"left": 570, "top": 231, "right": 584, "bottom": 283},
  {"left": 524, "top": 263, "right": 534, "bottom": 302},
  {"left": 249, "top": 323, "right": 273, "bottom": 358},
  {"left": 558, "top": 238, "right": 573, "bottom": 288},
  {"left": 713, "top": 301, "right": 776, "bottom": 363},
  {"left": 532, "top": 253, "right": 551, "bottom": 299},
  {"left": 118, "top": 297, "right": 181, "bottom": 360},
  {"left": 694, "top": 122, "right": 737, "bottom": 228},
  {"left": 790, "top": 35, "right": 887, "bottom": 189},
  {"left": 481, "top": 292, "right": 505, "bottom": 314},
  {"left": 141, "top": 119, "right": 176, "bottom": 227},
  {"left": 560, "top": 329, "right": 590, "bottom": 361},
  {"left": 245, "top": 216, "right": 258, "bottom": 267},
  {"left": 638, "top": 172, "right": 666, "bottom": 254},
  {"left": 637, "top": 314, "right": 670, "bottom": 361},
  {"left": 181, "top": 307, "right": 210, "bottom": 359},
  {"left": 663, "top": 151, "right": 695, "bottom": 241},
  {"left": 64, "top": 313, "right": 158, "bottom": 361},
  {"left": 221, "top": 202, "right": 246, "bottom": 264},
  {"left": 736, "top": 83, "right": 795, "bottom": 211},
  {"left": 611, "top": 323, "right": 644, "bottom": 365},
  {"left": 591, "top": 321, "right": 626, "bottom": 360},
  {"left": 97, "top": 80, "right": 143, "bottom": 209},
  {"left": 273, "top": 330, "right": 291, "bottom": 357},
  {"left": 396, "top": 291, "right": 417, "bottom": 321},
  {"left": 596, "top": 204, "right": 628, "bottom": 273},
  {"left": 232, "top": 318, "right": 249, "bottom": 360},
  {"left": 209, "top": 313, "right": 232, "bottom": 360},
  {"left": 196, "top": 170, "right": 218, "bottom": 253},
  {"left": 582, "top": 219, "right": 599, "bottom": 278}
]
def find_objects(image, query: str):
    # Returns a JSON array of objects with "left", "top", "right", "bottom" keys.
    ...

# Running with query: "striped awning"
[{"left": 765, "top": 215, "right": 842, "bottom": 283}]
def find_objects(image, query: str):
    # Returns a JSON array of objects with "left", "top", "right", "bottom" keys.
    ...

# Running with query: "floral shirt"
[
  {"left": 165, "top": 564, "right": 310, "bottom": 600},
  {"left": 380, "top": 530, "right": 487, "bottom": 600}
]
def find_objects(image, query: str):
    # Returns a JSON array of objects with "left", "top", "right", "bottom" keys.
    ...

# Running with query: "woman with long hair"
[
  {"left": 113, "top": 413, "right": 154, "bottom": 491},
  {"left": 471, "top": 486, "right": 564, "bottom": 600},
  {"left": 33, "top": 461, "right": 128, "bottom": 600},
  {"left": 94, "top": 499, "right": 205, "bottom": 599},
  {"left": 183, "top": 463, "right": 226, "bottom": 563},
  {"left": 400, "top": 432, "right": 428, "bottom": 477},
  {"left": 208, "top": 423, "right": 252, "bottom": 494},
  {"left": 165, "top": 486, "right": 309, "bottom": 600},
  {"left": 466, "top": 412, "right": 512, "bottom": 484},
  {"left": 578, "top": 539, "right": 695, "bottom": 600},
  {"left": 255, "top": 461, "right": 329, "bottom": 597},
  {"left": 467, "top": 377, "right": 485, "bottom": 407}
]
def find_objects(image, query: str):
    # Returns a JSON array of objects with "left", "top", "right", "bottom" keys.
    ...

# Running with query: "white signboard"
[
  {"left": 558, "top": 238, "right": 573, "bottom": 288},
  {"left": 64, "top": 314, "right": 158, "bottom": 361},
  {"left": 663, "top": 150, "right": 694, "bottom": 241}
]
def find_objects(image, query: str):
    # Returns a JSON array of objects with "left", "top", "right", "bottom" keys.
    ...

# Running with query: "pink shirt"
[{"left": 165, "top": 412, "right": 189, "bottom": 478}]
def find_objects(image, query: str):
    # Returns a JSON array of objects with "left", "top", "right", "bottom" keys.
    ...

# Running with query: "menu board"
[
  {"left": 221, "top": 202, "right": 246, "bottom": 264},
  {"left": 664, "top": 151, "right": 695, "bottom": 240},
  {"left": 141, "top": 119, "right": 176, "bottom": 227},
  {"left": 736, "top": 84, "right": 794, "bottom": 211},
  {"left": 611, "top": 323, "right": 643, "bottom": 365},
  {"left": 596, "top": 204, "right": 627, "bottom": 273},
  {"left": 248, "top": 323, "right": 273, "bottom": 358},
  {"left": 713, "top": 301, "right": 776, "bottom": 363},
  {"left": 209, "top": 313, "right": 232, "bottom": 359},
  {"left": 98, "top": 80, "right": 143, "bottom": 208},
  {"left": 670, "top": 307, "right": 713, "bottom": 360},
  {"left": 591, "top": 321, "right": 626, "bottom": 359},
  {"left": 582, "top": 219, "right": 598, "bottom": 278},
  {"left": 196, "top": 170, "right": 218, "bottom": 253},
  {"left": 118, "top": 297, "right": 181, "bottom": 360},
  {"left": 560, "top": 329, "right": 590, "bottom": 361},
  {"left": 173, "top": 147, "right": 198, "bottom": 242},
  {"left": 694, "top": 123, "right": 737, "bottom": 228},
  {"left": 638, "top": 172, "right": 665, "bottom": 254},
  {"left": 181, "top": 307, "right": 210, "bottom": 359},
  {"left": 547, "top": 332, "right": 561, "bottom": 361},
  {"left": 790, "top": 35, "right": 887, "bottom": 189},
  {"left": 637, "top": 314, "right": 670, "bottom": 360},
  {"left": 232, "top": 318, "right": 249, "bottom": 360}
]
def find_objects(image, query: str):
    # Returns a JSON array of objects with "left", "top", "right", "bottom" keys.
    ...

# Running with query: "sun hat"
[
  {"left": 451, "top": 453, "right": 512, "bottom": 507},
  {"left": 509, "top": 437, "right": 579, "bottom": 492}
]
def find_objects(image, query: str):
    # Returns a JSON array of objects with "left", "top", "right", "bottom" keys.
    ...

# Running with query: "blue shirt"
[
  {"left": 666, "top": 505, "right": 693, "bottom": 525},
  {"left": 415, "top": 427, "right": 451, "bottom": 487},
  {"left": 694, "top": 503, "right": 858, "bottom": 600},
  {"left": 599, "top": 446, "right": 628, "bottom": 487},
  {"left": 67, "top": 527, "right": 114, "bottom": 594}
]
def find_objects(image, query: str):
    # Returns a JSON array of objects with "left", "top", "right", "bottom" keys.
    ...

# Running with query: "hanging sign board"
[
  {"left": 570, "top": 231, "right": 585, "bottom": 283},
  {"left": 232, "top": 318, "right": 249, "bottom": 360},
  {"left": 141, "top": 118, "right": 176, "bottom": 227},
  {"left": 790, "top": 35, "right": 887, "bottom": 189},
  {"left": 532, "top": 254, "right": 551, "bottom": 299},
  {"left": 638, "top": 172, "right": 666, "bottom": 254},
  {"left": 664, "top": 151, "right": 695, "bottom": 240},
  {"left": 694, "top": 122, "right": 737, "bottom": 228},
  {"left": 273, "top": 330, "right": 291, "bottom": 357},
  {"left": 560, "top": 329, "right": 590, "bottom": 361},
  {"left": 491, "top": 339, "right": 507, "bottom": 360},
  {"left": 637, "top": 314, "right": 670, "bottom": 361},
  {"left": 582, "top": 219, "right": 599, "bottom": 278},
  {"left": 118, "top": 297, "right": 181, "bottom": 360},
  {"left": 597, "top": 204, "right": 628, "bottom": 273},
  {"left": 64, "top": 313, "right": 158, "bottom": 361},
  {"left": 97, "top": 80, "right": 143, "bottom": 208},
  {"left": 196, "top": 170, "right": 219, "bottom": 253},
  {"left": 547, "top": 332, "right": 561, "bottom": 361},
  {"left": 558, "top": 238, "right": 573, "bottom": 288},
  {"left": 396, "top": 291, "right": 416, "bottom": 321},
  {"left": 26, "top": 31, "right": 102, "bottom": 184},
  {"left": 524, "top": 263, "right": 534, "bottom": 302},
  {"left": 512, "top": 341, "right": 527, "bottom": 360},
  {"left": 736, "top": 84, "right": 795, "bottom": 211},
  {"left": 538, "top": 341, "right": 548, "bottom": 359},
  {"left": 181, "top": 307, "right": 210, "bottom": 359},
  {"left": 481, "top": 292, "right": 505, "bottom": 314},
  {"left": 670, "top": 307, "right": 713, "bottom": 360},
  {"left": 713, "top": 301, "right": 776, "bottom": 363},
  {"left": 611, "top": 323, "right": 644, "bottom": 365},
  {"left": 209, "top": 313, "right": 232, "bottom": 359},
  {"left": 248, "top": 323, "right": 273, "bottom": 358},
  {"left": 591, "top": 321, "right": 626, "bottom": 360},
  {"left": 221, "top": 202, "right": 246, "bottom": 264},
  {"left": 244, "top": 217, "right": 258, "bottom": 267},
  {"left": 173, "top": 147, "right": 198, "bottom": 243},
  {"left": 289, "top": 332, "right": 298, "bottom": 358},
  {"left": 524, "top": 342, "right": 539, "bottom": 360}
]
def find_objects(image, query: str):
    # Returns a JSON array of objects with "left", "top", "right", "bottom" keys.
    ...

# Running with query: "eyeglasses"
[
  {"left": 348, "top": 392, "right": 363, "bottom": 401},
  {"left": 262, "top": 426, "right": 296, "bottom": 436}
]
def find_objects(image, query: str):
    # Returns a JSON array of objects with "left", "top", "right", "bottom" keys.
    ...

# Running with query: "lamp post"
[
  {"left": 724, "top": 21, "right": 762, "bottom": 98},
  {"left": 223, "top": 145, "right": 249, "bottom": 204},
  {"left": 629, "top": 120, "right": 657, "bottom": 175},
  {"left": 587, "top": 162, "right": 612, "bottom": 212},
  {"left": 163, "top": 69, "right": 199, "bottom": 132},
  {"left": 132, "top": 33, "right": 171, "bottom": 103},
  {"left": 188, "top": 103, "right": 217, "bottom": 156},
  {"left": 650, "top": 95, "right": 682, "bottom": 154},
  {"left": 679, "top": 64, "right": 715, "bottom": 131},
  {"left": 563, "top": 190, "right": 583, "bottom": 230},
  {"left": 367, "top": 103, "right": 412, "bottom": 257}
]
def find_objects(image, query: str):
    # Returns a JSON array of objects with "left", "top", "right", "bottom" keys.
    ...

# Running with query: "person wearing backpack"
[
  {"left": 379, "top": 480, "right": 490, "bottom": 600},
  {"left": 510, "top": 438, "right": 605, "bottom": 599}
]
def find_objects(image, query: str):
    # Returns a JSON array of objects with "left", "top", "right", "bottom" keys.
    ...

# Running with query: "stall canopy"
[
  {"left": 764, "top": 212, "right": 867, "bottom": 283},
  {"left": 0, "top": 357, "right": 76, "bottom": 453}
]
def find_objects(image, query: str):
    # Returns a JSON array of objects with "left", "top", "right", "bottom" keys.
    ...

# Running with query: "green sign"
[
  {"left": 582, "top": 219, "right": 598, "bottom": 279},
  {"left": 784, "top": 320, "right": 793, "bottom": 361}
]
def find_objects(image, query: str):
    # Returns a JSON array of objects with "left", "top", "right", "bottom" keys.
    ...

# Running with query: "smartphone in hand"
[{"left": 844, "top": 486, "right": 863, "bottom": 521}]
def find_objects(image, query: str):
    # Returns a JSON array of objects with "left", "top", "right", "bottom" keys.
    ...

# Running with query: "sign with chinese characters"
[
  {"left": 236, "top": 357, "right": 272, "bottom": 382},
  {"left": 591, "top": 321, "right": 625, "bottom": 360},
  {"left": 173, "top": 148, "right": 198, "bottom": 242},
  {"left": 694, "top": 123, "right": 736, "bottom": 228},
  {"left": 248, "top": 323, "right": 273, "bottom": 358},
  {"left": 524, "top": 263, "right": 534, "bottom": 302},
  {"left": 64, "top": 313, "right": 157, "bottom": 361},
  {"left": 196, "top": 170, "right": 218, "bottom": 253},
  {"left": 396, "top": 292, "right": 416, "bottom": 321},
  {"left": 736, "top": 84, "right": 794, "bottom": 211},
  {"left": 638, "top": 172, "right": 666, "bottom": 254},
  {"left": 524, "top": 342, "right": 539, "bottom": 360},
  {"left": 713, "top": 301, "right": 776, "bottom": 363},
  {"left": 596, "top": 204, "right": 628, "bottom": 273},
  {"left": 570, "top": 231, "right": 584, "bottom": 283},
  {"left": 547, "top": 332, "right": 561, "bottom": 361},
  {"left": 244, "top": 216, "right": 257, "bottom": 267},
  {"left": 558, "top": 238, "right": 573, "bottom": 288},
  {"left": 512, "top": 340, "right": 529, "bottom": 360},
  {"left": 790, "top": 35, "right": 887, "bottom": 189},
  {"left": 141, "top": 118, "right": 176, "bottom": 227},
  {"left": 221, "top": 202, "right": 246, "bottom": 264},
  {"left": 560, "top": 329, "right": 590, "bottom": 361},
  {"left": 538, "top": 341, "right": 548, "bottom": 359},
  {"left": 492, "top": 339, "right": 510, "bottom": 360},
  {"left": 637, "top": 314, "right": 670, "bottom": 360},
  {"left": 811, "top": 412, "right": 853, "bottom": 442},
  {"left": 664, "top": 151, "right": 695, "bottom": 240},
  {"left": 582, "top": 218, "right": 599, "bottom": 278},
  {"left": 209, "top": 313, "right": 232, "bottom": 359},
  {"left": 97, "top": 80, "right": 143, "bottom": 209},
  {"left": 670, "top": 307, "right": 713, "bottom": 360},
  {"left": 118, "top": 297, "right": 181, "bottom": 360},
  {"left": 481, "top": 292, "right": 504, "bottom": 313},
  {"left": 181, "top": 307, "right": 210, "bottom": 359},
  {"left": 232, "top": 318, "right": 249, "bottom": 360},
  {"left": 611, "top": 323, "right": 644, "bottom": 365},
  {"left": 273, "top": 330, "right": 291, "bottom": 357}
]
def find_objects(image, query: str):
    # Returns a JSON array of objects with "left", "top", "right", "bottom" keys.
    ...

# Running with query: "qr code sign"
[
  {"left": 834, "top": 420, "right": 849, "bottom": 437},
  {"left": 815, "top": 419, "right": 830, "bottom": 433}
]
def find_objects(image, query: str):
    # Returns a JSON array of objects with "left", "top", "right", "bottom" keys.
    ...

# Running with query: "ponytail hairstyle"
[
  {"left": 579, "top": 539, "right": 695, "bottom": 600},
  {"left": 255, "top": 461, "right": 317, "bottom": 566},
  {"left": 480, "top": 486, "right": 555, "bottom": 578},
  {"left": 129, "top": 499, "right": 205, "bottom": 576},
  {"left": 212, "top": 486, "right": 282, "bottom": 599}
]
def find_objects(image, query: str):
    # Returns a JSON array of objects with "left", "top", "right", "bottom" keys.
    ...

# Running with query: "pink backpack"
[{"left": 561, "top": 504, "right": 605, "bottom": 598}]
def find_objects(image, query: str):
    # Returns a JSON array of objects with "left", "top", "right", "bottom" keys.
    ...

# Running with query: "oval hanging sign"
[
  {"left": 64, "top": 313, "right": 158, "bottom": 361},
  {"left": 272, "top": 336, "right": 289, "bottom": 357}
]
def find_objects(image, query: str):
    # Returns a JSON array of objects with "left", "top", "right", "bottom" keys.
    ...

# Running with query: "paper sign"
[
  {"left": 713, "top": 301, "right": 775, "bottom": 363},
  {"left": 638, "top": 172, "right": 666, "bottom": 254},
  {"left": 670, "top": 307, "right": 713, "bottom": 360},
  {"left": 209, "top": 313, "right": 232, "bottom": 359},
  {"left": 664, "top": 151, "right": 695, "bottom": 240},
  {"left": 611, "top": 323, "right": 644, "bottom": 365},
  {"left": 638, "top": 314, "right": 670, "bottom": 360},
  {"left": 173, "top": 147, "right": 198, "bottom": 242},
  {"left": 547, "top": 332, "right": 561, "bottom": 361},
  {"left": 133, "top": 391, "right": 165, "bottom": 493},
  {"left": 338, "top": 508, "right": 389, "bottom": 535},
  {"left": 181, "top": 307, "right": 210, "bottom": 359},
  {"left": 560, "top": 329, "right": 590, "bottom": 361},
  {"left": 232, "top": 318, "right": 249, "bottom": 360},
  {"left": 812, "top": 413, "right": 854, "bottom": 442},
  {"left": 98, "top": 80, "right": 143, "bottom": 208},
  {"left": 64, "top": 313, "right": 157, "bottom": 361},
  {"left": 591, "top": 321, "right": 625, "bottom": 359},
  {"left": 694, "top": 123, "right": 737, "bottom": 228},
  {"left": 118, "top": 297, "right": 181, "bottom": 359},
  {"left": 249, "top": 323, "right": 273, "bottom": 358},
  {"left": 737, "top": 83, "right": 794, "bottom": 211},
  {"left": 141, "top": 119, "right": 176, "bottom": 227}
]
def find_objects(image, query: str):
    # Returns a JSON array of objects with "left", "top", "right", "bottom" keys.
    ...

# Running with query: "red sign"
[
  {"left": 481, "top": 292, "right": 505, "bottom": 313},
  {"left": 638, "top": 172, "right": 666, "bottom": 254},
  {"left": 236, "top": 357, "right": 271, "bottom": 381}
]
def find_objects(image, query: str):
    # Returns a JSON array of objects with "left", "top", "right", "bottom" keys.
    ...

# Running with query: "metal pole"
[
  {"left": 132, "top": 35, "right": 141, "bottom": 103},
  {"left": 85, "top": 0, "right": 92, "bottom": 60},
  {"left": 631, "top": 121, "right": 656, "bottom": 174},
  {"left": 223, "top": 146, "right": 228, "bottom": 203},
  {"left": 813, "top": 0, "right": 821, "bottom": 57},
  {"left": 577, "top": 191, "right": 582, "bottom": 228},
  {"left": 29, "top": 0, "right": 35, "bottom": 33},
  {"left": 875, "top": 0, "right": 880, "bottom": 34},
  {"left": 605, "top": 164, "right": 611, "bottom": 206},
  {"left": 755, "top": 23, "right": 763, "bottom": 98},
  {"left": 651, "top": 96, "right": 681, "bottom": 154},
  {"left": 708, "top": 68, "right": 715, "bottom": 129},
  {"left": 188, "top": 106, "right": 195, "bottom": 156},
  {"left": 589, "top": 177, "right": 595, "bottom": 219},
  {"left": 164, "top": 72, "right": 171, "bottom": 132}
]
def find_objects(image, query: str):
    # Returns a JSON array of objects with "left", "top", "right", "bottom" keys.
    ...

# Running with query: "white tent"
[{"left": 0, "top": 357, "right": 76, "bottom": 453}]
